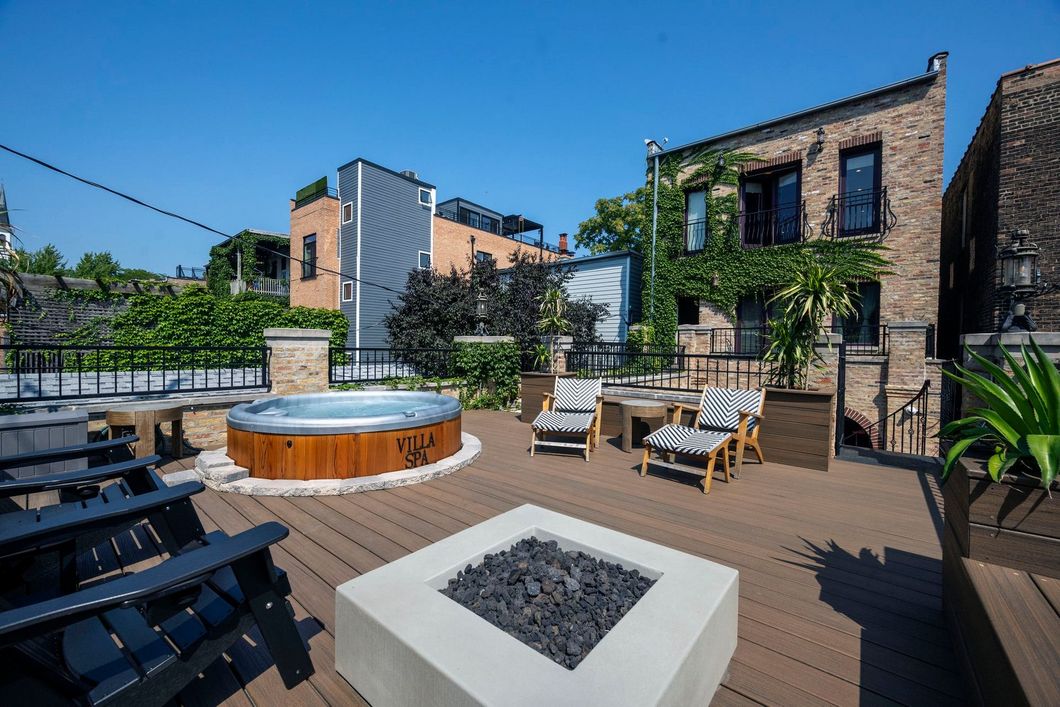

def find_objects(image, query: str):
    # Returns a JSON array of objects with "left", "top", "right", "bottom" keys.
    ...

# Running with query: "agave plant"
[{"left": 939, "top": 339, "right": 1060, "bottom": 491}]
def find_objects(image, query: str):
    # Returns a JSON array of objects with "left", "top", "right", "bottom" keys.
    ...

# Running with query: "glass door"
[
  {"left": 685, "top": 190, "right": 707, "bottom": 253},
  {"left": 839, "top": 146, "right": 881, "bottom": 235}
]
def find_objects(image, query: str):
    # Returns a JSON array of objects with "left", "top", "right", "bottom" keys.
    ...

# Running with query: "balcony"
[
  {"left": 230, "top": 277, "right": 289, "bottom": 298},
  {"left": 293, "top": 186, "right": 337, "bottom": 210},
  {"left": 824, "top": 187, "right": 897, "bottom": 239},
  {"left": 739, "top": 202, "right": 809, "bottom": 248},
  {"left": 683, "top": 218, "right": 709, "bottom": 255}
]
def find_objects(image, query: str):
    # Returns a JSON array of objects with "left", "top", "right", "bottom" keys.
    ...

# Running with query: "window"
[
  {"left": 838, "top": 144, "right": 882, "bottom": 235},
  {"left": 677, "top": 296, "right": 699, "bottom": 325},
  {"left": 732, "top": 292, "right": 779, "bottom": 355},
  {"left": 301, "top": 235, "right": 317, "bottom": 279},
  {"left": 834, "top": 282, "right": 881, "bottom": 345},
  {"left": 418, "top": 251, "right": 431, "bottom": 270},
  {"left": 419, "top": 188, "right": 432, "bottom": 206},
  {"left": 480, "top": 215, "right": 496, "bottom": 234},
  {"left": 740, "top": 166, "right": 802, "bottom": 247},
  {"left": 342, "top": 202, "right": 353, "bottom": 224},
  {"left": 341, "top": 281, "right": 353, "bottom": 302},
  {"left": 475, "top": 251, "right": 494, "bottom": 264},
  {"left": 684, "top": 190, "right": 707, "bottom": 254}
]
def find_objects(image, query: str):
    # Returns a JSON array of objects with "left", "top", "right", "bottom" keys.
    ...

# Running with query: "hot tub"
[{"left": 226, "top": 391, "right": 462, "bottom": 480}]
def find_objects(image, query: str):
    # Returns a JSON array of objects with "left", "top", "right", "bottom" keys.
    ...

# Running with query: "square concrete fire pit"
[{"left": 336, "top": 504, "right": 738, "bottom": 707}]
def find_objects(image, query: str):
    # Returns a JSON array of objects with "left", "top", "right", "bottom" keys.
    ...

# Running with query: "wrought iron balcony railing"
[
  {"left": 823, "top": 187, "right": 897, "bottom": 239},
  {"left": 739, "top": 201, "right": 809, "bottom": 248},
  {"left": 683, "top": 218, "right": 709, "bottom": 255},
  {"left": 709, "top": 324, "right": 888, "bottom": 357}
]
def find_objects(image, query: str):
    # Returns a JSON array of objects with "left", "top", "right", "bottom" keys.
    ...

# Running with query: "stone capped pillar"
[
  {"left": 264, "top": 328, "right": 332, "bottom": 396},
  {"left": 884, "top": 321, "right": 931, "bottom": 413}
]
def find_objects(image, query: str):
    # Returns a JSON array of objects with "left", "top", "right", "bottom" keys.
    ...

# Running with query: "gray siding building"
[
  {"left": 337, "top": 159, "right": 436, "bottom": 347},
  {"left": 562, "top": 251, "right": 643, "bottom": 342}
]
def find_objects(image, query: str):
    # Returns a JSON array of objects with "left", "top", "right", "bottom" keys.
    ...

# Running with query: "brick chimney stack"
[{"left": 558, "top": 233, "right": 569, "bottom": 254}]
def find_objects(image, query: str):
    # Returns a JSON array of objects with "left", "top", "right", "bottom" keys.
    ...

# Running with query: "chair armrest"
[
  {"left": 0, "top": 522, "right": 289, "bottom": 646},
  {"left": 0, "top": 435, "right": 139, "bottom": 471},
  {"left": 542, "top": 392, "right": 555, "bottom": 412},
  {"left": 0, "top": 455, "right": 161, "bottom": 499},
  {"left": 738, "top": 410, "right": 765, "bottom": 420},
  {"left": 0, "top": 480, "right": 204, "bottom": 557},
  {"left": 672, "top": 404, "right": 687, "bottom": 425}
]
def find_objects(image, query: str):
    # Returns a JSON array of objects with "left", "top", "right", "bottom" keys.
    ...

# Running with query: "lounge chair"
[
  {"left": 530, "top": 378, "right": 604, "bottom": 461},
  {"left": 0, "top": 521, "right": 314, "bottom": 704},
  {"left": 640, "top": 386, "right": 766, "bottom": 494}
]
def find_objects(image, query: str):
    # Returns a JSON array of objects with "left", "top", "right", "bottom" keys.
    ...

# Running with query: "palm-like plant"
[
  {"left": 537, "top": 287, "right": 570, "bottom": 374},
  {"left": 940, "top": 340, "right": 1060, "bottom": 491},
  {"left": 763, "top": 262, "right": 856, "bottom": 389}
]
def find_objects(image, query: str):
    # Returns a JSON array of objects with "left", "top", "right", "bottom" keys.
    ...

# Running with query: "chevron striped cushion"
[
  {"left": 644, "top": 424, "right": 729, "bottom": 456},
  {"left": 554, "top": 378, "right": 602, "bottom": 413},
  {"left": 532, "top": 410, "right": 595, "bottom": 433},
  {"left": 697, "top": 387, "right": 763, "bottom": 432}
]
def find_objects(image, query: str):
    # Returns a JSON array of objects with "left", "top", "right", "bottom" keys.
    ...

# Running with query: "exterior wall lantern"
[
  {"left": 815, "top": 127, "right": 826, "bottom": 149},
  {"left": 475, "top": 291, "right": 489, "bottom": 335},
  {"left": 998, "top": 229, "right": 1051, "bottom": 332}
]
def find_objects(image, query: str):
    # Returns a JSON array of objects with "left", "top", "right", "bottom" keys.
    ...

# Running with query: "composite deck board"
[{"left": 145, "top": 409, "right": 964, "bottom": 706}]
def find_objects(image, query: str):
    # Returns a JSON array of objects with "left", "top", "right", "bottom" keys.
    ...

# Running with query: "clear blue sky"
[{"left": 1, "top": 0, "right": 1057, "bottom": 274}]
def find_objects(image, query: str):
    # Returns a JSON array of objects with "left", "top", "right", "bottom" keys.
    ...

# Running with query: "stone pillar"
[
  {"left": 884, "top": 321, "right": 930, "bottom": 413},
  {"left": 677, "top": 325, "right": 712, "bottom": 355},
  {"left": 264, "top": 328, "right": 332, "bottom": 396},
  {"left": 961, "top": 331, "right": 1060, "bottom": 408},
  {"left": 808, "top": 332, "right": 842, "bottom": 456}
]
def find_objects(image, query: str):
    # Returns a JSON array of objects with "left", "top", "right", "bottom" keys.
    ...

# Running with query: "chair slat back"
[
  {"left": 697, "top": 387, "right": 764, "bottom": 432},
  {"left": 554, "top": 378, "right": 602, "bottom": 413}
]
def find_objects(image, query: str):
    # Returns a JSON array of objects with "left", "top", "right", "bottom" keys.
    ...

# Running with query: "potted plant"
[
  {"left": 937, "top": 338, "right": 1059, "bottom": 705},
  {"left": 519, "top": 287, "right": 575, "bottom": 422},
  {"left": 759, "top": 262, "right": 856, "bottom": 471}
]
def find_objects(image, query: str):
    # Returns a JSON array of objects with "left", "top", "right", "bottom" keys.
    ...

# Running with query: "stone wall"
[
  {"left": 289, "top": 195, "right": 341, "bottom": 310},
  {"left": 264, "top": 328, "right": 332, "bottom": 396}
]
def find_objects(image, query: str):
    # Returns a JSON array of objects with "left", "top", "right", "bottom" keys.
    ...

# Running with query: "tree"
[
  {"left": 574, "top": 186, "right": 648, "bottom": 254},
  {"left": 72, "top": 251, "right": 121, "bottom": 280},
  {"left": 18, "top": 243, "right": 67, "bottom": 275}
]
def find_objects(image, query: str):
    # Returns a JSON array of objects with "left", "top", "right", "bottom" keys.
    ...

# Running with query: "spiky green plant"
[
  {"left": 537, "top": 287, "right": 570, "bottom": 374},
  {"left": 939, "top": 340, "right": 1060, "bottom": 491},
  {"left": 763, "top": 262, "right": 857, "bottom": 389}
]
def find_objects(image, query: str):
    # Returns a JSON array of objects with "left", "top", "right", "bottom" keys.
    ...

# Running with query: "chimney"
[{"left": 558, "top": 233, "right": 569, "bottom": 254}]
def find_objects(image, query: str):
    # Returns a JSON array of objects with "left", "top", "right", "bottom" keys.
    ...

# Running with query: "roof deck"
[{"left": 149, "top": 409, "right": 961, "bottom": 705}]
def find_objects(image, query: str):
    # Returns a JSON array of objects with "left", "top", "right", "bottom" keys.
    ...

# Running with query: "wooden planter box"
[
  {"left": 519, "top": 372, "right": 575, "bottom": 422},
  {"left": 942, "top": 458, "right": 1060, "bottom": 706},
  {"left": 758, "top": 387, "right": 834, "bottom": 472}
]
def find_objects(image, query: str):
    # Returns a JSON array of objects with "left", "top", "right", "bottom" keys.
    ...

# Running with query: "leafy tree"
[
  {"left": 18, "top": 243, "right": 67, "bottom": 275},
  {"left": 118, "top": 266, "right": 163, "bottom": 281},
  {"left": 574, "top": 186, "right": 648, "bottom": 254},
  {"left": 72, "top": 251, "right": 121, "bottom": 280}
]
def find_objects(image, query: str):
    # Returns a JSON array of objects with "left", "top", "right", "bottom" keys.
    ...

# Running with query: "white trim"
[
  {"left": 417, "top": 251, "right": 431, "bottom": 270},
  {"left": 355, "top": 163, "right": 362, "bottom": 350},
  {"left": 341, "top": 201, "right": 353, "bottom": 224},
  {"left": 418, "top": 187, "right": 432, "bottom": 206},
  {"left": 341, "top": 280, "right": 354, "bottom": 302},
  {"left": 428, "top": 187, "right": 435, "bottom": 269}
]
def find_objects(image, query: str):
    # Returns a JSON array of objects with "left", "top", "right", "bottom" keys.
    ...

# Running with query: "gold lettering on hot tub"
[{"left": 398, "top": 432, "right": 435, "bottom": 468}]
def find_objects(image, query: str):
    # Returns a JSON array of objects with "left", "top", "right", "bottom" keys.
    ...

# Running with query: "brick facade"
[
  {"left": 289, "top": 194, "right": 340, "bottom": 309},
  {"left": 938, "top": 59, "right": 1060, "bottom": 357},
  {"left": 671, "top": 53, "right": 948, "bottom": 451},
  {"left": 432, "top": 215, "right": 565, "bottom": 273},
  {"left": 263, "top": 328, "right": 331, "bottom": 396}
]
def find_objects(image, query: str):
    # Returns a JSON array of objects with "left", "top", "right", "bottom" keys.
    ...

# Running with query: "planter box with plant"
[
  {"left": 938, "top": 339, "right": 1060, "bottom": 705},
  {"left": 521, "top": 288, "right": 576, "bottom": 422}
]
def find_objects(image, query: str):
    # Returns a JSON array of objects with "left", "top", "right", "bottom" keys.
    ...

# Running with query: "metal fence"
[
  {"left": 566, "top": 345, "right": 774, "bottom": 392},
  {"left": 708, "top": 325, "right": 887, "bottom": 357},
  {"left": 330, "top": 348, "right": 458, "bottom": 384},
  {"left": 0, "top": 345, "right": 270, "bottom": 403},
  {"left": 844, "top": 379, "right": 932, "bottom": 456}
]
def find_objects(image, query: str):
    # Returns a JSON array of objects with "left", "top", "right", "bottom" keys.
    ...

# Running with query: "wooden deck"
[{"left": 152, "top": 409, "right": 964, "bottom": 706}]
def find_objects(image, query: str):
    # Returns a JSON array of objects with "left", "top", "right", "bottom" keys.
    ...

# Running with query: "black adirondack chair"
[
  {"left": 0, "top": 437, "right": 205, "bottom": 592},
  {"left": 0, "top": 521, "right": 314, "bottom": 705}
]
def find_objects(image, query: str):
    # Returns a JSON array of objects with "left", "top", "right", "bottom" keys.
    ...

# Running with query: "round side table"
[
  {"left": 106, "top": 401, "right": 186, "bottom": 459},
  {"left": 619, "top": 400, "right": 668, "bottom": 453}
]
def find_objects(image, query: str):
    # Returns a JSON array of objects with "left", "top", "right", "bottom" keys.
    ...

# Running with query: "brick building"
[
  {"left": 655, "top": 52, "right": 948, "bottom": 449},
  {"left": 938, "top": 58, "right": 1060, "bottom": 358},
  {"left": 289, "top": 178, "right": 340, "bottom": 310},
  {"left": 433, "top": 197, "right": 569, "bottom": 273}
]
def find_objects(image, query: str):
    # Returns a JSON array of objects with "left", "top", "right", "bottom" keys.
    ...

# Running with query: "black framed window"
[
  {"left": 838, "top": 145, "right": 882, "bottom": 235},
  {"left": 677, "top": 296, "right": 699, "bottom": 325},
  {"left": 740, "top": 166, "right": 802, "bottom": 247},
  {"left": 302, "top": 234, "right": 317, "bottom": 278},
  {"left": 834, "top": 282, "right": 881, "bottom": 344},
  {"left": 733, "top": 291, "right": 780, "bottom": 355},
  {"left": 684, "top": 189, "right": 707, "bottom": 254},
  {"left": 475, "top": 251, "right": 494, "bottom": 264}
]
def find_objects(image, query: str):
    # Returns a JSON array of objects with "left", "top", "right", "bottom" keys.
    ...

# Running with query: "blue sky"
[{"left": 0, "top": 1, "right": 1057, "bottom": 273}]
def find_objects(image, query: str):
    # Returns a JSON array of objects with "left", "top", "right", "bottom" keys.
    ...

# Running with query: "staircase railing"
[{"left": 847, "top": 380, "right": 932, "bottom": 455}]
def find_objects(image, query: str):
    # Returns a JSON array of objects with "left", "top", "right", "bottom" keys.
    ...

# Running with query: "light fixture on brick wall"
[
  {"left": 999, "top": 229, "right": 1052, "bottom": 332},
  {"left": 475, "top": 291, "right": 489, "bottom": 336},
  {"left": 815, "top": 127, "right": 826, "bottom": 149}
]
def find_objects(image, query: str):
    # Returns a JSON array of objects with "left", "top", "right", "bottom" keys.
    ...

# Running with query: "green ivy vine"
[
  {"left": 642, "top": 149, "right": 890, "bottom": 344},
  {"left": 205, "top": 231, "right": 290, "bottom": 297}
]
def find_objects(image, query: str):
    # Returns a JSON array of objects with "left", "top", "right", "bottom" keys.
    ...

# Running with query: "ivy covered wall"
[
  {"left": 641, "top": 149, "right": 889, "bottom": 344},
  {"left": 205, "top": 231, "right": 291, "bottom": 298}
]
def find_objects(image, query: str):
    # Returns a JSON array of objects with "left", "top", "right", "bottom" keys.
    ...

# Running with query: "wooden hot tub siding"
[{"left": 227, "top": 417, "right": 461, "bottom": 480}]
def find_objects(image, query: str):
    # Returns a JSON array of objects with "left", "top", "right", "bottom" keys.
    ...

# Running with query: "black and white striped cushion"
[
  {"left": 532, "top": 410, "right": 595, "bottom": 433},
  {"left": 644, "top": 424, "right": 729, "bottom": 456},
  {"left": 697, "top": 387, "right": 763, "bottom": 432},
  {"left": 554, "top": 378, "right": 602, "bottom": 413}
]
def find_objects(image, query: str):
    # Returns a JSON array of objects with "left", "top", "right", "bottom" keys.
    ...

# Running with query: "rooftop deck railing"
[
  {"left": 566, "top": 345, "right": 774, "bottom": 392},
  {"left": 708, "top": 325, "right": 888, "bottom": 357},
  {"left": 329, "top": 347, "right": 458, "bottom": 384},
  {"left": 293, "top": 186, "right": 338, "bottom": 209}
]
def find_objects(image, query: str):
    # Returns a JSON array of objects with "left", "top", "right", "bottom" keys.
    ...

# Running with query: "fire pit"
[{"left": 336, "top": 504, "right": 738, "bottom": 707}]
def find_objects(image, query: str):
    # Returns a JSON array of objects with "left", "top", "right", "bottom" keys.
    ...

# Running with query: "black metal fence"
[
  {"left": 844, "top": 380, "right": 932, "bottom": 456},
  {"left": 0, "top": 345, "right": 270, "bottom": 403},
  {"left": 566, "top": 345, "right": 774, "bottom": 392},
  {"left": 708, "top": 325, "right": 887, "bottom": 357},
  {"left": 329, "top": 347, "right": 458, "bottom": 384}
]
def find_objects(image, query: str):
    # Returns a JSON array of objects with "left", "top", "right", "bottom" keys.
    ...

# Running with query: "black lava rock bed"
[{"left": 440, "top": 536, "right": 656, "bottom": 669}]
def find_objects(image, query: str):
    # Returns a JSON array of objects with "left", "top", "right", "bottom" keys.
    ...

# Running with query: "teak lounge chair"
[
  {"left": 530, "top": 378, "right": 604, "bottom": 461},
  {"left": 641, "top": 386, "right": 766, "bottom": 493}
]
